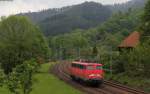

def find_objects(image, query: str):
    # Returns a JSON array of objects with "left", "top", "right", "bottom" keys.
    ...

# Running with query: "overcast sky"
[{"left": 0, "top": 0, "right": 130, "bottom": 17}]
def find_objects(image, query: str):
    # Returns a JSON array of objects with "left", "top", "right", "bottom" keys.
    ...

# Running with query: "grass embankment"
[
  {"left": 0, "top": 63, "right": 82, "bottom": 94},
  {"left": 105, "top": 73, "right": 150, "bottom": 92}
]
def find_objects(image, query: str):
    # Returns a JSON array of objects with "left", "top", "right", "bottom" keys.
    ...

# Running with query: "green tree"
[
  {"left": 0, "top": 68, "right": 5, "bottom": 87},
  {"left": 115, "top": 44, "right": 150, "bottom": 78},
  {"left": 125, "top": 44, "right": 150, "bottom": 78},
  {"left": 50, "top": 30, "right": 89, "bottom": 60},
  {"left": 0, "top": 16, "right": 50, "bottom": 74},
  {"left": 141, "top": 0, "right": 150, "bottom": 36},
  {"left": 7, "top": 59, "right": 38, "bottom": 94}
]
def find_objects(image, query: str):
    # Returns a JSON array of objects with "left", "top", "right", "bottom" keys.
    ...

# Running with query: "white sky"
[{"left": 0, "top": 0, "right": 130, "bottom": 17}]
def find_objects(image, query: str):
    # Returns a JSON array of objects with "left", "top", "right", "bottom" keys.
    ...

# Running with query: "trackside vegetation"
[
  {"left": 106, "top": 0, "right": 150, "bottom": 92},
  {"left": 0, "top": 63, "right": 82, "bottom": 94}
]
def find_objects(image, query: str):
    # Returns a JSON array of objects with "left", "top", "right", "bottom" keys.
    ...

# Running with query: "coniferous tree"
[{"left": 142, "top": 0, "right": 150, "bottom": 36}]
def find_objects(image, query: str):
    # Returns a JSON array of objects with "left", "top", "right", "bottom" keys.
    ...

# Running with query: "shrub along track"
[{"left": 50, "top": 62, "right": 149, "bottom": 94}]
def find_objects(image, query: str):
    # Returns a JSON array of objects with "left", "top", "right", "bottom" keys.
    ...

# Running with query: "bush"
[
  {"left": 7, "top": 59, "right": 38, "bottom": 94},
  {"left": 114, "top": 43, "right": 150, "bottom": 78}
]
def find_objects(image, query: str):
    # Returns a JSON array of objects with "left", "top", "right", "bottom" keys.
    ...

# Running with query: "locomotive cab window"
[
  {"left": 86, "top": 65, "right": 102, "bottom": 70},
  {"left": 96, "top": 66, "right": 102, "bottom": 70},
  {"left": 86, "top": 65, "right": 95, "bottom": 70}
]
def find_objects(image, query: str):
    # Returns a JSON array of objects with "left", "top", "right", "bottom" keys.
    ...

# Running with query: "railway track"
[
  {"left": 103, "top": 81, "right": 148, "bottom": 94},
  {"left": 50, "top": 62, "right": 149, "bottom": 94}
]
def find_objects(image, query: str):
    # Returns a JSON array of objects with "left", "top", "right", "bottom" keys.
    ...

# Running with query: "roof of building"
[{"left": 118, "top": 31, "right": 140, "bottom": 48}]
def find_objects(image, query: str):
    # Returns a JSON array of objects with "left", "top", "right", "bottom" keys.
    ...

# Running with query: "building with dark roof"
[{"left": 118, "top": 31, "right": 140, "bottom": 51}]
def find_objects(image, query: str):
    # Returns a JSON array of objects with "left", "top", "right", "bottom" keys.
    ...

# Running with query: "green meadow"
[{"left": 0, "top": 63, "right": 82, "bottom": 94}]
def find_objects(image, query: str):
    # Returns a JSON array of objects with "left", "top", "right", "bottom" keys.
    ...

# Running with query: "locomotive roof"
[{"left": 72, "top": 61, "right": 102, "bottom": 66}]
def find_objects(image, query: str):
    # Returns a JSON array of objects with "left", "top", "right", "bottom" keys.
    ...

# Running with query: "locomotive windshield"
[
  {"left": 96, "top": 66, "right": 103, "bottom": 70},
  {"left": 87, "top": 65, "right": 102, "bottom": 70},
  {"left": 86, "top": 66, "right": 95, "bottom": 70}
]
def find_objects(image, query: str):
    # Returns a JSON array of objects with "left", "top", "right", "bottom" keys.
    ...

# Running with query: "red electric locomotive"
[{"left": 69, "top": 60, "right": 104, "bottom": 85}]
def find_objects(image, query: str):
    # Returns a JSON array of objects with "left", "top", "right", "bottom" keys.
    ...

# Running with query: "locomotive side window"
[
  {"left": 80, "top": 65, "right": 86, "bottom": 69},
  {"left": 71, "top": 63, "right": 76, "bottom": 67},
  {"left": 71, "top": 63, "right": 85, "bottom": 69}
]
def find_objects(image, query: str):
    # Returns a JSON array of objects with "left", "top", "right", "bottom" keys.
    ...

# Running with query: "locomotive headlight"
[
  {"left": 89, "top": 74, "right": 95, "bottom": 77},
  {"left": 89, "top": 74, "right": 101, "bottom": 77},
  {"left": 96, "top": 74, "right": 101, "bottom": 77},
  {"left": 96, "top": 74, "right": 101, "bottom": 76}
]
